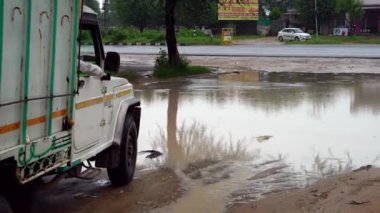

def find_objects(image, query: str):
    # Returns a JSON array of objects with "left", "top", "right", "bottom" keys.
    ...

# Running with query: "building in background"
[{"left": 362, "top": 0, "right": 380, "bottom": 33}]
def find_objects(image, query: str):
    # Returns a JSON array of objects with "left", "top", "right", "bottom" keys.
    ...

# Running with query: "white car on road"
[{"left": 277, "top": 28, "right": 311, "bottom": 42}]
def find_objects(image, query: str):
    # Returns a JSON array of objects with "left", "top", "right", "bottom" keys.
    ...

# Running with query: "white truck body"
[{"left": 0, "top": 0, "right": 140, "bottom": 185}]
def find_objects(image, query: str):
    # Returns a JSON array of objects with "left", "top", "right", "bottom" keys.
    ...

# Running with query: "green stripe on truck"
[
  {"left": 69, "top": 0, "right": 79, "bottom": 118},
  {"left": 0, "top": 0, "right": 3, "bottom": 102},
  {"left": 22, "top": 0, "right": 32, "bottom": 144},
  {"left": 48, "top": 0, "right": 58, "bottom": 135}
]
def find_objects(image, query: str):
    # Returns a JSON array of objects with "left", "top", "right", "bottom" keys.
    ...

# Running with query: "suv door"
[
  {"left": 73, "top": 24, "right": 105, "bottom": 153},
  {"left": 282, "top": 29, "right": 290, "bottom": 40},
  {"left": 289, "top": 30, "right": 296, "bottom": 40}
]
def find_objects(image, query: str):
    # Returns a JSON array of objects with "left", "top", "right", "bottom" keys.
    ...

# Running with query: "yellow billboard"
[{"left": 218, "top": 0, "right": 259, "bottom": 21}]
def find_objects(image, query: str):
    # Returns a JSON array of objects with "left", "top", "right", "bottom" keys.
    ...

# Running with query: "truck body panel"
[
  {"left": 0, "top": 0, "right": 81, "bottom": 183},
  {"left": 0, "top": 1, "right": 141, "bottom": 186}
]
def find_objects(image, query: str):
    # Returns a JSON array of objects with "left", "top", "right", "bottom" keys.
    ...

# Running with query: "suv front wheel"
[{"left": 107, "top": 115, "right": 138, "bottom": 186}]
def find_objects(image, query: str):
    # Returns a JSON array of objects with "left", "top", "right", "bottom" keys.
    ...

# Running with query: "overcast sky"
[{"left": 97, "top": 0, "right": 103, "bottom": 8}]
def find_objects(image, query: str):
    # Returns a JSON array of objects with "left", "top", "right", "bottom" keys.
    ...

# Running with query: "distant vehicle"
[{"left": 277, "top": 28, "right": 311, "bottom": 42}]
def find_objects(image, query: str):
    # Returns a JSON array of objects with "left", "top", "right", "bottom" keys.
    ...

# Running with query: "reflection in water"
[
  {"left": 152, "top": 121, "right": 254, "bottom": 170},
  {"left": 136, "top": 72, "right": 380, "bottom": 212},
  {"left": 351, "top": 83, "right": 380, "bottom": 115},
  {"left": 166, "top": 90, "right": 185, "bottom": 169},
  {"left": 305, "top": 150, "right": 353, "bottom": 178}
]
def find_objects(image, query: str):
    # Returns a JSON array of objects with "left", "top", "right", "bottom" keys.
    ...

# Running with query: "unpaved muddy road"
[
  {"left": 11, "top": 71, "right": 380, "bottom": 213},
  {"left": 121, "top": 55, "right": 380, "bottom": 74}
]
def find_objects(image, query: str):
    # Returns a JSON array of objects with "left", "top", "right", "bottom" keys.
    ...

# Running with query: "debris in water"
[
  {"left": 73, "top": 192, "right": 98, "bottom": 199},
  {"left": 353, "top": 165, "right": 372, "bottom": 173},
  {"left": 256, "top": 135, "right": 273, "bottom": 143},
  {"left": 348, "top": 200, "right": 370, "bottom": 205},
  {"left": 139, "top": 150, "right": 163, "bottom": 159}
]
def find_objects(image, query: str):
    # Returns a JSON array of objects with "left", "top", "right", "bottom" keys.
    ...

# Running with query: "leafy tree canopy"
[
  {"left": 336, "top": 0, "right": 364, "bottom": 23},
  {"left": 84, "top": 0, "right": 100, "bottom": 14},
  {"left": 111, "top": 0, "right": 164, "bottom": 32},
  {"left": 294, "top": 0, "right": 336, "bottom": 26}
]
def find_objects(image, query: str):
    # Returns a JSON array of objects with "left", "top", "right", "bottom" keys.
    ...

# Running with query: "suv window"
[{"left": 79, "top": 25, "right": 104, "bottom": 67}]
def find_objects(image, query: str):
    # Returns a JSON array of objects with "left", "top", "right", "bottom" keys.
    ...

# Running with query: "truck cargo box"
[{"left": 0, "top": 0, "right": 81, "bottom": 182}]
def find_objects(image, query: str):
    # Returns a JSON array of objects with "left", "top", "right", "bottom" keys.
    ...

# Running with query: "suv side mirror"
[{"left": 105, "top": 52, "right": 120, "bottom": 73}]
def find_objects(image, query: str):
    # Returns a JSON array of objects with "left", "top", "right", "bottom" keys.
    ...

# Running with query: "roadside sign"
[
  {"left": 218, "top": 0, "right": 259, "bottom": 21},
  {"left": 333, "top": 28, "right": 349, "bottom": 36},
  {"left": 222, "top": 28, "right": 234, "bottom": 44}
]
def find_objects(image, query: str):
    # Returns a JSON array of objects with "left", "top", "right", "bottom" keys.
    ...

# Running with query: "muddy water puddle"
[{"left": 136, "top": 72, "right": 380, "bottom": 212}]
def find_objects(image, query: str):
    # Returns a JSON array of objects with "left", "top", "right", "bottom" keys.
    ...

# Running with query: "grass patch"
[
  {"left": 235, "top": 35, "right": 264, "bottom": 40},
  {"left": 114, "top": 70, "right": 139, "bottom": 82},
  {"left": 154, "top": 49, "right": 210, "bottom": 78},
  {"left": 287, "top": 35, "right": 380, "bottom": 45},
  {"left": 102, "top": 28, "right": 165, "bottom": 44},
  {"left": 178, "top": 37, "right": 221, "bottom": 45},
  {"left": 154, "top": 65, "right": 210, "bottom": 78},
  {"left": 99, "top": 28, "right": 268, "bottom": 45},
  {"left": 101, "top": 27, "right": 222, "bottom": 45}
]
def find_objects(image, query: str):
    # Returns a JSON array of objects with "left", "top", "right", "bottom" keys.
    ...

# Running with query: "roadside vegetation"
[
  {"left": 96, "top": 28, "right": 220, "bottom": 45},
  {"left": 153, "top": 49, "right": 210, "bottom": 78},
  {"left": 82, "top": 27, "right": 266, "bottom": 46},
  {"left": 114, "top": 70, "right": 140, "bottom": 82},
  {"left": 287, "top": 35, "right": 380, "bottom": 45}
]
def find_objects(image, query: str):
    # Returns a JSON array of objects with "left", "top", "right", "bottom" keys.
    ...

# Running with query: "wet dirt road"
[{"left": 25, "top": 72, "right": 380, "bottom": 213}]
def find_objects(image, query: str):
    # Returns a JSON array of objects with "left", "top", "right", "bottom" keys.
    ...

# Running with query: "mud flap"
[{"left": 95, "top": 144, "right": 121, "bottom": 169}]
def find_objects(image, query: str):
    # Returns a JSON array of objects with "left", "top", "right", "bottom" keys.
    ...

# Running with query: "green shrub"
[
  {"left": 81, "top": 31, "right": 92, "bottom": 44},
  {"left": 101, "top": 27, "right": 223, "bottom": 45},
  {"left": 115, "top": 70, "right": 139, "bottom": 82},
  {"left": 154, "top": 49, "right": 209, "bottom": 78},
  {"left": 151, "top": 34, "right": 166, "bottom": 43},
  {"left": 108, "top": 28, "right": 128, "bottom": 43}
]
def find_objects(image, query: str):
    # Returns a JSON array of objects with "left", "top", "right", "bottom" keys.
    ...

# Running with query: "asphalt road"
[{"left": 89, "top": 44, "right": 380, "bottom": 59}]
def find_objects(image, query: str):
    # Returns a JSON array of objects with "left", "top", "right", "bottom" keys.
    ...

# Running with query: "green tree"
[
  {"left": 111, "top": 0, "right": 163, "bottom": 32},
  {"left": 336, "top": 0, "right": 364, "bottom": 27},
  {"left": 294, "top": 0, "right": 336, "bottom": 30},
  {"left": 84, "top": 0, "right": 100, "bottom": 14},
  {"left": 110, "top": 0, "right": 230, "bottom": 66},
  {"left": 176, "top": 1, "right": 218, "bottom": 27},
  {"left": 261, "top": 0, "right": 293, "bottom": 11},
  {"left": 164, "top": 0, "right": 248, "bottom": 66},
  {"left": 269, "top": 6, "right": 282, "bottom": 21}
]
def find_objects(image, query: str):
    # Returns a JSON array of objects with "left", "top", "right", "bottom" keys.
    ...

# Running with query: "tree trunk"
[
  {"left": 139, "top": 26, "right": 145, "bottom": 33},
  {"left": 166, "top": 90, "right": 184, "bottom": 168},
  {"left": 165, "top": 0, "right": 180, "bottom": 66}
]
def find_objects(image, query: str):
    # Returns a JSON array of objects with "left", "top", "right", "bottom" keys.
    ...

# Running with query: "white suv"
[{"left": 277, "top": 28, "right": 311, "bottom": 42}]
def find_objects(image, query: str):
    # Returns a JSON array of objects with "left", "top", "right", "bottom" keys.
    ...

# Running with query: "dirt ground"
[
  {"left": 121, "top": 55, "right": 380, "bottom": 74},
  {"left": 233, "top": 37, "right": 282, "bottom": 45},
  {"left": 230, "top": 168, "right": 380, "bottom": 213},
  {"left": 10, "top": 54, "right": 379, "bottom": 213},
  {"left": 30, "top": 168, "right": 183, "bottom": 213},
  {"left": 118, "top": 54, "right": 380, "bottom": 212}
]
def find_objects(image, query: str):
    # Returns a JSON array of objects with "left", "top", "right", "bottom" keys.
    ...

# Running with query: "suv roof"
[
  {"left": 83, "top": 5, "right": 96, "bottom": 15},
  {"left": 282, "top": 28, "right": 300, "bottom": 30}
]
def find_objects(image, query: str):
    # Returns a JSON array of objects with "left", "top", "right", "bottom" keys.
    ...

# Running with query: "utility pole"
[
  {"left": 103, "top": 0, "right": 109, "bottom": 32},
  {"left": 315, "top": 0, "right": 319, "bottom": 39}
]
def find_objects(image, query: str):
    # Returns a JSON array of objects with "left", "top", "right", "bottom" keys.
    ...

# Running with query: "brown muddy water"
[
  {"left": 14, "top": 72, "right": 380, "bottom": 213},
  {"left": 135, "top": 72, "right": 380, "bottom": 212}
]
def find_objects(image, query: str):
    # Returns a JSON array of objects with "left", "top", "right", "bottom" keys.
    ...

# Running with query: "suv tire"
[{"left": 107, "top": 115, "right": 137, "bottom": 186}]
